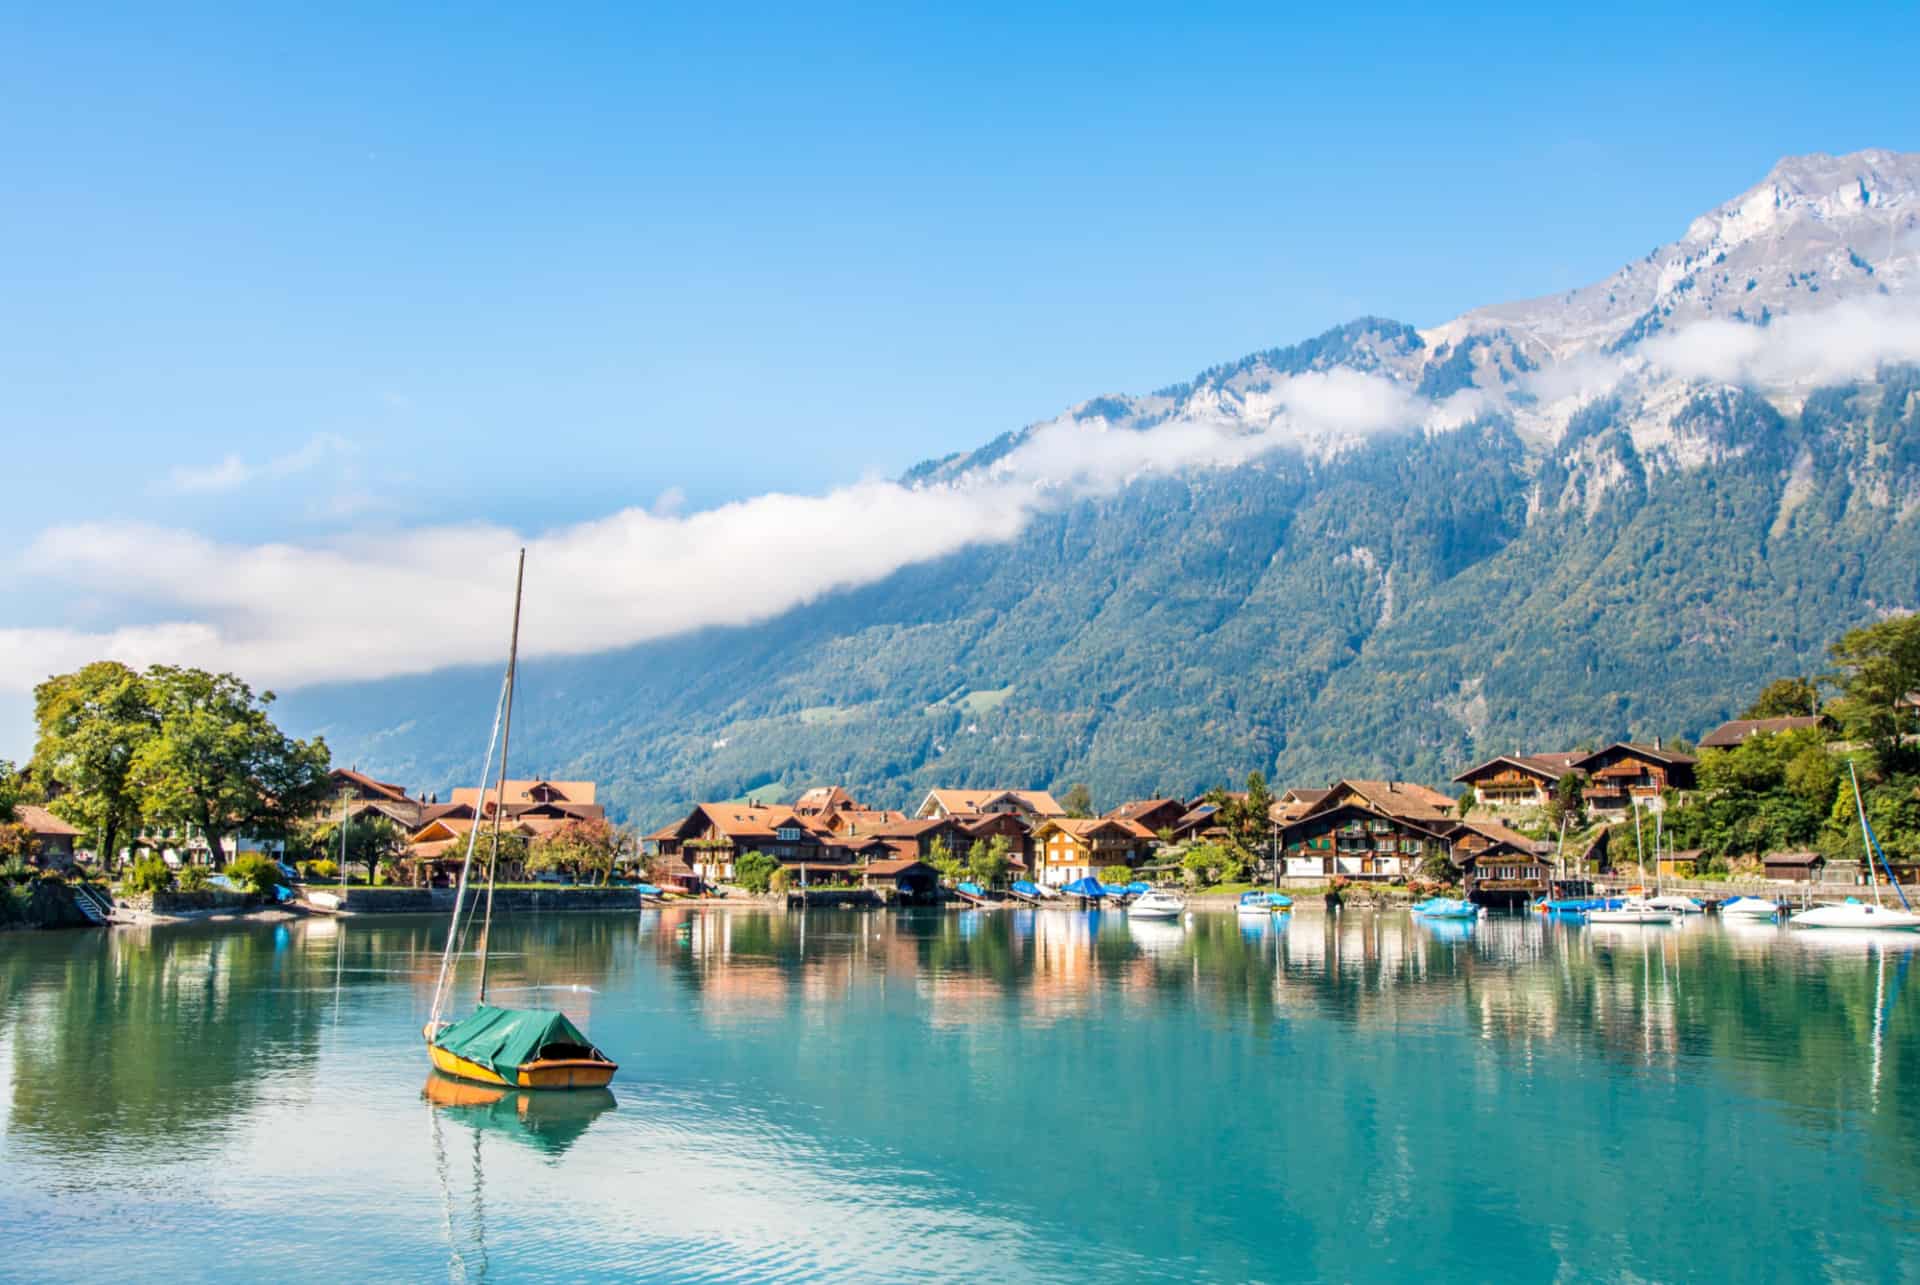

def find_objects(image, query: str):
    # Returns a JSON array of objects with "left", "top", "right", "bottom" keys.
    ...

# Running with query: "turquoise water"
[{"left": 2, "top": 906, "right": 1918, "bottom": 1281}]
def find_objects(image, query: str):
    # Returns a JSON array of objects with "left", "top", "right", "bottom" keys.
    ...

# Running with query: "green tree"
[
  {"left": 967, "top": 834, "right": 1011, "bottom": 887},
  {"left": 123, "top": 856, "right": 175, "bottom": 895},
  {"left": 1060, "top": 783, "right": 1093, "bottom": 818},
  {"left": 130, "top": 668, "right": 331, "bottom": 867},
  {"left": 1545, "top": 771, "right": 1588, "bottom": 831},
  {"left": 227, "top": 853, "right": 285, "bottom": 897},
  {"left": 1205, "top": 771, "right": 1275, "bottom": 870},
  {"left": 926, "top": 835, "right": 963, "bottom": 883},
  {"left": 733, "top": 849, "right": 778, "bottom": 893},
  {"left": 1744, "top": 676, "right": 1820, "bottom": 719},
  {"left": 528, "top": 817, "right": 624, "bottom": 885},
  {"left": 1828, "top": 616, "right": 1920, "bottom": 769},
  {"left": 32, "top": 662, "right": 160, "bottom": 868},
  {"left": 1099, "top": 863, "right": 1134, "bottom": 886},
  {"left": 299, "top": 814, "right": 405, "bottom": 885}
]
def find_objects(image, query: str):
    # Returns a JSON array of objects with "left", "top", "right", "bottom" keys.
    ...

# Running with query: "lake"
[{"left": 2, "top": 906, "right": 1917, "bottom": 1281}]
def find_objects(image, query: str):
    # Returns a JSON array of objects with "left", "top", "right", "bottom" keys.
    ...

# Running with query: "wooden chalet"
[
  {"left": 1447, "top": 819, "right": 1553, "bottom": 906},
  {"left": 1570, "top": 744, "right": 1696, "bottom": 815},
  {"left": 1031, "top": 817, "right": 1156, "bottom": 886},
  {"left": 1103, "top": 798, "right": 1189, "bottom": 836},
  {"left": 1269, "top": 787, "right": 1331, "bottom": 825},
  {"left": 646, "top": 803, "right": 836, "bottom": 884},
  {"left": 816, "top": 807, "right": 909, "bottom": 837},
  {"left": 866, "top": 817, "right": 975, "bottom": 862},
  {"left": 451, "top": 779, "right": 603, "bottom": 823},
  {"left": 1696, "top": 716, "right": 1825, "bottom": 749},
  {"left": 327, "top": 767, "right": 429, "bottom": 829},
  {"left": 792, "top": 785, "right": 865, "bottom": 817},
  {"left": 914, "top": 788, "right": 1065, "bottom": 821},
  {"left": 861, "top": 858, "right": 939, "bottom": 901},
  {"left": 1451, "top": 753, "right": 1582, "bottom": 811},
  {"left": 1167, "top": 802, "right": 1225, "bottom": 844},
  {"left": 1278, "top": 783, "right": 1458, "bottom": 881},
  {"left": 951, "top": 811, "right": 1036, "bottom": 871}
]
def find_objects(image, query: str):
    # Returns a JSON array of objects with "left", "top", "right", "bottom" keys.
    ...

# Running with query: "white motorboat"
[
  {"left": 1789, "top": 900, "right": 1920, "bottom": 931},
  {"left": 1719, "top": 895, "right": 1782, "bottom": 918},
  {"left": 1127, "top": 889, "right": 1187, "bottom": 921},
  {"left": 1643, "top": 894, "right": 1702, "bottom": 914},
  {"left": 1586, "top": 898, "right": 1676, "bottom": 925}
]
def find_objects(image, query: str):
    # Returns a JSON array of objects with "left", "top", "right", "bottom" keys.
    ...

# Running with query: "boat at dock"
[
  {"left": 422, "top": 550, "right": 617, "bottom": 1092},
  {"left": 1007, "top": 880, "right": 1053, "bottom": 905},
  {"left": 1586, "top": 898, "right": 1676, "bottom": 925},
  {"left": 1791, "top": 762, "right": 1920, "bottom": 932},
  {"left": 1058, "top": 876, "right": 1106, "bottom": 907},
  {"left": 954, "top": 882, "right": 1001, "bottom": 908},
  {"left": 1238, "top": 891, "right": 1292, "bottom": 916},
  {"left": 1719, "top": 895, "right": 1783, "bottom": 918},
  {"left": 1126, "top": 888, "right": 1187, "bottom": 920}
]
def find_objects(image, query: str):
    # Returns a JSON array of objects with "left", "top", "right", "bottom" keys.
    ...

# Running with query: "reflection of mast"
[{"left": 1871, "top": 945, "right": 1886, "bottom": 1109}]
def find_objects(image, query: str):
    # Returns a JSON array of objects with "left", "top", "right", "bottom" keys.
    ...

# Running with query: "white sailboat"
[
  {"left": 1790, "top": 762, "right": 1920, "bottom": 931},
  {"left": 1588, "top": 800, "right": 1675, "bottom": 925}
]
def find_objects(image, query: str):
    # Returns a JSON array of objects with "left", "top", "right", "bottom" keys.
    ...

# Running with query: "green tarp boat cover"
[{"left": 432, "top": 1005, "right": 597, "bottom": 1081}]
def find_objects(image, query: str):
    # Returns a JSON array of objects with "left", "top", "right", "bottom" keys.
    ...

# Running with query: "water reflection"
[{"left": 4, "top": 908, "right": 1920, "bottom": 1279}]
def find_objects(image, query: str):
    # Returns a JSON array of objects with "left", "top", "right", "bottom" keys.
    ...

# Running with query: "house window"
[{"left": 777, "top": 827, "right": 801, "bottom": 841}]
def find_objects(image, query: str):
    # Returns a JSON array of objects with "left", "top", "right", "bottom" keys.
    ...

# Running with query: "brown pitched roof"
[
  {"left": 17, "top": 805, "right": 79, "bottom": 838},
  {"left": 920, "top": 788, "right": 1066, "bottom": 817},
  {"left": 793, "top": 785, "right": 859, "bottom": 812},
  {"left": 451, "top": 779, "right": 598, "bottom": 810},
  {"left": 1451, "top": 753, "right": 1581, "bottom": 785},
  {"left": 1448, "top": 818, "right": 1548, "bottom": 855},
  {"left": 1105, "top": 798, "right": 1182, "bottom": 822},
  {"left": 331, "top": 768, "right": 412, "bottom": 803},
  {"left": 1697, "top": 716, "right": 1824, "bottom": 749},
  {"left": 1034, "top": 817, "right": 1155, "bottom": 841},
  {"left": 1313, "top": 780, "right": 1458, "bottom": 823},
  {"left": 1570, "top": 743, "right": 1698, "bottom": 770},
  {"left": 865, "top": 858, "right": 935, "bottom": 877}
]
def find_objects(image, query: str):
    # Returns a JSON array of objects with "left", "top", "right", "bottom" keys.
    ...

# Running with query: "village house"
[
  {"left": 866, "top": 817, "right": 976, "bottom": 863},
  {"left": 1276, "top": 782, "right": 1459, "bottom": 881},
  {"left": 326, "top": 767, "right": 430, "bottom": 830},
  {"left": 1166, "top": 802, "right": 1226, "bottom": 844},
  {"left": 1696, "top": 716, "right": 1826, "bottom": 749},
  {"left": 816, "top": 807, "right": 909, "bottom": 837},
  {"left": 913, "top": 788, "right": 1065, "bottom": 821},
  {"left": 1269, "top": 787, "right": 1331, "bottom": 826},
  {"left": 1030, "top": 817, "right": 1156, "bottom": 886},
  {"left": 1763, "top": 850, "right": 1826, "bottom": 882},
  {"left": 791, "top": 785, "right": 864, "bottom": 817},
  {"left": 1571, "top": 743, "right": 1696, "bottom": 816},
  {"left": 951, "top": 811, "right": 1036, "bottom": 871},
  {"left": 1450, "top": 753, "right": 1582, "bottom": 811},
  {"left": 16, "top": 805, "right": 80, "bottom": 867},
  {"left": 1103, "top": 798, "right": 1189, "bottom": 836},
  {"left": 646, "top": 803, "right": 837, "bottom": 885},
  {"left": 451, "top": 779, "right": 604, "bottom": 823},
  {"left": 1447, "top": 818, "right": 1554, "bottom": 906}
]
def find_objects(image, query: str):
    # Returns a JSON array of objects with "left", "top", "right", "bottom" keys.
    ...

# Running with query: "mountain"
[{"left": 280, "top": 150, "right": 1920, "bottom": 826}]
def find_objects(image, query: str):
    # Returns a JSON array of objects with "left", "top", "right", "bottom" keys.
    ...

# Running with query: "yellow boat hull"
[{"left": 423, "top": 1024, "right": 617, "bottom": 1090}]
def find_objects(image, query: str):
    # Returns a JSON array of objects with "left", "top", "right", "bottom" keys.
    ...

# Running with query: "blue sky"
[
  {"left": 2, "top": 3, "right": 1918, "bottom": 756},
  {"left": 3, "top": 1, "right": 1914, "bottom": 543}
]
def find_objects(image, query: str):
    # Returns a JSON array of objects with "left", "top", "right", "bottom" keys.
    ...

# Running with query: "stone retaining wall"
[{"left": 322, "top": 886, "right": 640, "bottom": 915}]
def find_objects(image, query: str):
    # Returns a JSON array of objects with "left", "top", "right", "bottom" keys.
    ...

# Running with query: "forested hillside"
[{"left": 279, "top": 152, "right": 1920, "bottom": 827}]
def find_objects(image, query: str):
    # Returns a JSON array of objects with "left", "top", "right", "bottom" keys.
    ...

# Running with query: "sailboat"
[
  {"left": 1587, "top": 799, "right": 1675, "bottom": 925},
  {"left": 1790, "top": 762, "right": 1920, "bottom": 932},
  {"left": 1642, "top": 812, "right": 1702, "bottom": 914},
  {"left": 423, "top": 551, "right": 618, "bottom": 1090}
]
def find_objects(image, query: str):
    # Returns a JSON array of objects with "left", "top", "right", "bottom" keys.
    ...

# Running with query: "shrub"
[
  {"left": 124, "top": 856, "right": 176, "bottom": 895},
  {"left": 734, "top": 850, "right": 779, "bottom": 894},
  {"left": 769, "top": 868, "right": 792, "bottom": 895},
  {"left": 0, "top": 859, "right": 33, "bottom": 885},
  {"left": 304, "top": 859, "right": 339, "bottom": 881},
  {"left": 177, "top": 865, "right": 211, "bottom": 892},
  {"left": 1099, "top": 865, "right": 1134, "bottom": 887},
  {"left": 227, "top": 853, "right": 285, "bottom": 896}
]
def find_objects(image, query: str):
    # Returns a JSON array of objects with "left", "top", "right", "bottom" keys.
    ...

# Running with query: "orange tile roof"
[
  {"left": 451, "top": 779, "right": 598, "bottom": 809},
  {"left": 17, "top": 805, "right": 79, "bottom": 838}
]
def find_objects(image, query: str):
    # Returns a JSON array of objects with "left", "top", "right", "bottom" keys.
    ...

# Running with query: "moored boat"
[
  {"left": 1718, "top": 895, "right": 1783, "bottom": 918},
  {"left": 954, "top": 881, "right": 1001, "bottom": 908},
  {"left": 1237, "top": 891, "right": 1278, "bottom": 917},
  {"left": 1586, "top": 898, "right": 1676, "bottom": 925},
  {"left": 1007, "top": 880, "right": 1050, "bottom": 905},
  {"left": 1790, "top": 762, "right": 1920, "bottom": 932},
  {"left": 1059, "top": 876, "right": 1106, "bottom": 907},
  {"left": 1644, "top": 894, "right": 1703, "bottom": 914},
  {"left": 423, "top": 550, "right": 617, "bottom": 1092},
  {"left": 1127, "top": 888, "right": 1187, "bottom": 920}
]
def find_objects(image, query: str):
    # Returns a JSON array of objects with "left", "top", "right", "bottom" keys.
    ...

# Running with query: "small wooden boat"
[
  {"left": 422, "top": 550, "right": 617, "bottom": 1092},
  {"left": 954, "top": 881, "right": 1001, "bottom": 908},
  {"left": 425, "top": 1008, "right": 616, "bottom": 1089}
]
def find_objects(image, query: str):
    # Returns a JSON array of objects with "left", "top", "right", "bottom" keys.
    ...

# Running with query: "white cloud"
[
  {"left": 1643, "top": 293, "right": 1920, "bottom": 387},
  {"left": 155, "top": 432, "right": 357, "bottom": 496},
  {"left": 0, "top": 372, "right": 1441, "bottom": 697}
]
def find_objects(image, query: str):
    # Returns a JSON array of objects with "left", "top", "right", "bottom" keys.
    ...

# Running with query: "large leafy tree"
[
  {"left": 1743, "top": 676, "right": 1820, "bottom": 719},
  {"left": 298, "top": 813, "right": 406, "bottom": 884},
  {"left": 33, "top": 662, "right": 160, "bottom": 868},
  {"left": 527, "top": 817, "right": 624, "bottom": 885},
  {"left": 1206, "top": 771, "right": 1276, "bottom": 867},
  {"left": 1059, "top": 783, "right": 1093, "bottom": 818},
  {"left": 1827, "top": 616, "right": 1920, "bottom": 770},
  {"left": 131, "top": 667, "right": 331, "bottom": 866}
]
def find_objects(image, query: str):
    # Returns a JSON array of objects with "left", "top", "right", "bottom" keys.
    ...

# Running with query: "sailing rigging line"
[
  {"left": 475, "top": 550, "right": 526, "bottom": 1006},
  {"left": 1851, "top": 760, "right": 1912, "bottom": 912},
  {"left": 426, "top": 633, "right": 515, "bottom": 1030}
]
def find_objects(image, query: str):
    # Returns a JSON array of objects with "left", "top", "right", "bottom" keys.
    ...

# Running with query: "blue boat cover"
[
  {"left": 1127, "top": 882, "right": 1152, "bottom": 894},
  {"left": 956, "top": 882, "right": 984, "bottom": 896},
  {"left": 1011, "top": 880, "right": 1041, "bottom": 896},
  {"left": 634, "top": 884, "right": 661, "bottom": 896},
  {"left": 1061, "top": 877, "right": 1105, "bottom": 897}
]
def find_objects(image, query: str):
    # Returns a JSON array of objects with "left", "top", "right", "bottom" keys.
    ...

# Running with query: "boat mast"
[
  {"left": 476, "top": 549, "right": 527, "bottom": 1005},
  {"left": 1851, "top": 759, "right": 1882, "bottom": 909}
]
